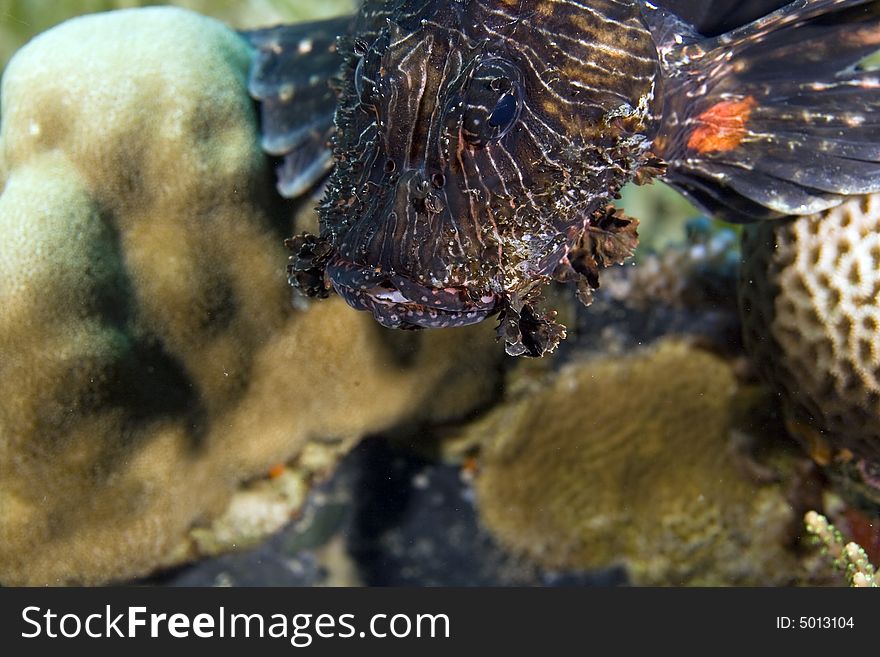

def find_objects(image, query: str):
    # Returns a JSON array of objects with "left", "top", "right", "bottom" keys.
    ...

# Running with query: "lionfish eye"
[
  {"left": 461, "top": 58, "right": 523, "bottom": 147},
  {"left": 488, "top": 91, "right": 519, "bottom": 134}
]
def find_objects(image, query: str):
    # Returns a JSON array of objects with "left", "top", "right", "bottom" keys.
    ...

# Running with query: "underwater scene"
[{"left": 1, "top": 0, "right": 879, "bottom": 587}]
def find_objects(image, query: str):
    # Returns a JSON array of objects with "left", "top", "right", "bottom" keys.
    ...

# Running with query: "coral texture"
[
  {"left": 602, "top": 222, "right": 738, "bottom": 312},
  {"left": 0, "top": 0, "right": 358, "bottom": 70},
  {"left": 0, "top": 7, "right": 498, "bottom": 586},
  {"left": 463, "top": 340, "right": 820, "bottom": 586},
  {"left": 740, "top": 195, "right": 880, "bottom": 464},
  {"left": 804, "top": 511, "right": 878, "bottom": 587}
]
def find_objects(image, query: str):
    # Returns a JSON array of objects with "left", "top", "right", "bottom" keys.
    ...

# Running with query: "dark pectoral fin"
[
  {"left": 648, "top": 0, "right": 880, "bottom": 222},
  {"left": 650, "top": 0, "right": 791, "bottom": 35},
  {"left": 243, "top": 15, "right": 353, "bottom": 198}
]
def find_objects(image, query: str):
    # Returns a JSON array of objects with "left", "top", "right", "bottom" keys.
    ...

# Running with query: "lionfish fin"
[
  {"left": 651, "top": 1, "right": 792, "bottom": 36},
  {"left": 242, "top": 16, "right": 352, "bottom": 198},
  {"left": 645, "top": 0, "right": 880, "bottom": 221}
]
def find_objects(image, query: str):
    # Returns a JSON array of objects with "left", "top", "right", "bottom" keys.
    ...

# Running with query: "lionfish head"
[{"left": 318, "top": 3, "right": 661, "bottom": 329}]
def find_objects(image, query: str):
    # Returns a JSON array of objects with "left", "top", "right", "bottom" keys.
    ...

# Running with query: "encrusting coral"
[
  {"left": 460, "top": 340, "right": 826, "bottom": 586},
  {"left": 739, "top": 195, "right": 880, "bottom": 467},
  {"left": 0, "top": 7, "right": 499, "bottom": 586}
]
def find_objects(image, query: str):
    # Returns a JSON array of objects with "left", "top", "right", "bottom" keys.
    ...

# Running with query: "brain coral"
[
  {"left": 462, "top": 340, "right": 822, "bottom": 586},
  {"left": 0, "top": 7, "right": 499, "bottom": 585},
  {"left": 740, "top": 195, "right": 880, "bottom": 465}
]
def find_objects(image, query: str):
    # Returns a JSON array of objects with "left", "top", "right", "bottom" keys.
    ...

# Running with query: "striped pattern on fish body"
[
  {"left": 316, "top": 0, "right": 662, "bottom": 355},
  {"left": 247, "top": 1, "right": 880, "bottom": 357}
]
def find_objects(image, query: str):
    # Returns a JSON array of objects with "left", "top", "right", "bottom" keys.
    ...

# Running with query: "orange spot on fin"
[
  {"left": 268, "top": 463, "right": 285, "bottom": 479},
  {"left": 687, "top": 96, "right": 757, "bottom": 154}
]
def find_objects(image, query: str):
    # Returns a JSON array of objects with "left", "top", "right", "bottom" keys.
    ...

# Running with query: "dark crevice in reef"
[{"left": 143, "top": 437, "right": 628, "bottom": 587}]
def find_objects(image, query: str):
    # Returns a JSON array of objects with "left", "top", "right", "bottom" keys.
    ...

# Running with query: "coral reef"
[
  {"left": 4, "top": 3, "right": 866, "bottom": 590},
  {"left": 0, "top": 0, "right": 358, "bottom": 69},
  {"left": 804, "top": 511, "right": 878, "bottom": 587},
  {"left": 458, "top": 340, "right": 826, "bottom": 586},
  {"left": 153, "top": 439, "right": 628, "bottom": 587},
  {"left": 0, "top": 7, "right": 499, "bottom": 586},
  {"left": 551, "top": 219, "right": 743, "bottom": 366},
  {"left": 602, "top": 219, "right": 739, "bottom": 312},
  {"left": 739, "top": 195, "right": 880, "bottom": 465}
]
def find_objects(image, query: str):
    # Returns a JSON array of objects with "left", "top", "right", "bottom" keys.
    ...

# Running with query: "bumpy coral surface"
[
  {"left": 462, "top": 340, "right": 820, "bottom": 586},
  {"left": 740, "top": 195, "right": 880, "bottom": 464},
  {"left": 0, "top": 0, "right": 358, "bottom": 70},
  {"left": 0, "top": 8, "right": 499, "bottom": 586}
]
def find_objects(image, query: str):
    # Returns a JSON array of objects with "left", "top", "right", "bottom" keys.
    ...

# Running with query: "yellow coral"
[
  {"left": 740, "top": 195, "right": 880, "bottom": 463},
  {"left": 463, "top": 340, "right": 819, "bottom": 586},
  {"left": 0, "top": 8, "right": 498, "bottom": 585}
]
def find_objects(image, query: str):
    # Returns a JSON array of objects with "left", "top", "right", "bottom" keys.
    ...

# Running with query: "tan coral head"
[{"left": 740, "top": 194, "right": 880, "bottom": 469}]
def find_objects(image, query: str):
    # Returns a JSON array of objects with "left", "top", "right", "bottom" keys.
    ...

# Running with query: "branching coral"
[{"left": 804, "top": 511, "right": 878, "bottom": 587}]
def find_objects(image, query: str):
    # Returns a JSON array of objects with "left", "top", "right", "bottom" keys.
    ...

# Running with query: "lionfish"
[{"left": 245, "top": 0, "right": 880, "bottom": 356}]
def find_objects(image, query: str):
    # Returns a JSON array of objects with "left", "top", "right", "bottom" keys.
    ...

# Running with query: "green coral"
[{"left": 804, "top": 511, "right": 879, "bottom": 587}]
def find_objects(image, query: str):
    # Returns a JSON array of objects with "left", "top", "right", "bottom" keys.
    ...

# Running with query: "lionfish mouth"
[{"left": 327, "top": 254, "right": 499, "bottom": 330}]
